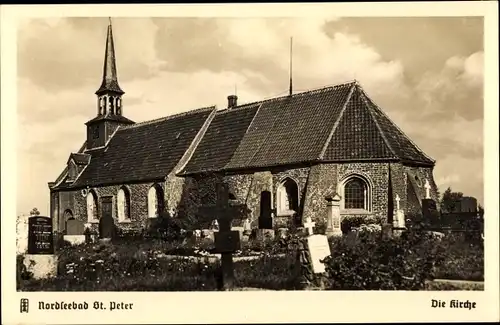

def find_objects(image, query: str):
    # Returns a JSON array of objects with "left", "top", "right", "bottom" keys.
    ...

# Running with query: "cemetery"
[{"left": 17, "top": 183, "right": 484, "bottom": 292}]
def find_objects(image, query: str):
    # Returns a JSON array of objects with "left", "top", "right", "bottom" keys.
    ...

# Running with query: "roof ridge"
[
  {"left": 231, "top": 80, "right": 358, "bottom": 110},
  {"left": 124, "top": 106, "right": 216, "bottom": 128},
  {"left": 358, "top": 86, "right": 435, "bottom": 164},
  {"left": 358, "top": 86, "right": 398, "bottom": 159},
  {"left": 318, "top": 82, "right": 357, "bottom": 160},
  {"left": 215, "top": 103, "right": 261, "bottom": 115}
]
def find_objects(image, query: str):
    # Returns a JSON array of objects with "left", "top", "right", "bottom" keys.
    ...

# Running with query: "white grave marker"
[
  {"left": 424, "top": 179, "right": 431, "bottom": 199},
  {"left": 307, "top": 234, "right": 331, "bottom": 273},
  {"left": 395, "top": 194, "right": 401, "bottom": 211},
  {"left": 304, "top": 216, "right": 316, "bottom": 235}
]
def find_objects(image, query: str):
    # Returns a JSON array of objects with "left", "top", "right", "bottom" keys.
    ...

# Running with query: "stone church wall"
[
  {"left": 52, "top": 181, "right": 167, "bottom": 235},
  {"left": 50, "top": 162, "right": 438, "bottom": 236},
  {"left": 302, "top": 164, "right": 338, "bottom": 226},
  {"left": 403, "top": 165, "right": 439, "bottom": 216},
  {"left": 336, "top": 162, "right": 390, "bottom": 223}
]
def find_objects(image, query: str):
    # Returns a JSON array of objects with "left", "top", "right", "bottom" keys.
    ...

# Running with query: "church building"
[{"left": 48, "top": 22, "right": 439, "bottom": 235}]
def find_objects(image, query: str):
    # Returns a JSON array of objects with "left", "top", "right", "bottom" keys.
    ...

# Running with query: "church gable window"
[
  {"left": 276, "top": 177, "right": 299, "bottom": 216},
  {"left": 148, "top": 184, "right": 164, "bottom": 218},
  {"left": 117, "top": 187, "right": 131, "bottom": 222},
  {"left": 86, "top": 190, "right": 99, "bottom": 222},
  {"left": 339, "top": 174, "right": 371, "bottom": 212}
]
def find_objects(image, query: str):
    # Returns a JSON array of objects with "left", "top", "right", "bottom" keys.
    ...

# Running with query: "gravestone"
[
  {"left": 297, "top": 216, "right": 331, "bottom": 289},
  {"left": 424, "top": 179, "right": 431, "bottom": 199},
  {"left": 28, "top": 216, "right": 54, "bottom": 254},
  {"left": 460, "top": 197, "right": 478, "bottom": 213},
  {"left": 64, "top": 218, "right": 86, "bottom": 246},
  {"left": 258, "top": 190, "right": 273, "bottom": 229},
  {"left": 307, "top": 234, "right": 331, "bottom": 274},
  {"left": 243, "top": 218, "right": 252, "bottom": 235},
  {"left": 24, "top": 216, "right": 58, "bottom": 279},
  {"left": 198, "top": 182, "right": 249, "bottom": 290},
  {"left": 422, "top": 198, "right": 440, "bottom": 228},
  {"left": 325, "top": 194, "right": 342, "bottom": 238},
  {"left": 66, "top": 218, "right": 84, "bottom": 235}
]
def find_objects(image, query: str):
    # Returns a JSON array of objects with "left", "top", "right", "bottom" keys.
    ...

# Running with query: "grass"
[{"left": 18, "top": 231, "right": 484, "bottom": 291}]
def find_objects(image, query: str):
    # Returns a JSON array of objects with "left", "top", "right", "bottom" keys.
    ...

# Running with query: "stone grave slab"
[
  {"left": 28, "top": 216, "right": 54, "bottom": 254},
  {"left": 25, "top": 216, "right": 57, "bottom": 279},
  {"left": 306, "top": 234, "right": 331, "bottom": 273}
]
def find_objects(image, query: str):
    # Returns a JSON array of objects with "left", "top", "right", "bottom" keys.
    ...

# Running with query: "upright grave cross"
[
  {"left": 197, "top": 182, "right": 249, "bottom": 290},
  {"left": 303, "top": 216, "right": 316, "bottom": 235},
  {"left": 424, "top": 179, "right": 431, "bottom": 199},
  {"left": 395, "top": 194, "right": 401, "bottom": 211}
]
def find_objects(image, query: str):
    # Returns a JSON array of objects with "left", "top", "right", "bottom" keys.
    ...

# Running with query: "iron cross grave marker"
[{"left": 197, "top": 182, "right": 250, "bottom": 290}]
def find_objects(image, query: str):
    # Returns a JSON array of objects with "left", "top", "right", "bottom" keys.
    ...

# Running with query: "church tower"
[{"left": 85, "top": 18, "right": 134, "bottom": 150}]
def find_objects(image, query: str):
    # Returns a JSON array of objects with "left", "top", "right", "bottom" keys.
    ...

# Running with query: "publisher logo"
[{"left": 20, "top": 298, "right": 29, "bottom": 313}]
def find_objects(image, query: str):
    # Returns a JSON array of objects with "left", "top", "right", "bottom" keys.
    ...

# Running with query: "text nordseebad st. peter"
[{"left": 38, "top": 301, "right": 133, "bottom": 311}]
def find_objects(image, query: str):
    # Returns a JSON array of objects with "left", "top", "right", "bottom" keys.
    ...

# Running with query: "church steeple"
[
  {"left": 85, "top": 18, "right": 134, "bottom": 151},
  {"left": 95, "top": 18, "right": 124, "bottom": 116}
]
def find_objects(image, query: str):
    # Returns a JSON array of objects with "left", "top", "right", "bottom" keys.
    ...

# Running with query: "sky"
[{"left": 16, "top": 17, "right": 484, "bottom": 215}]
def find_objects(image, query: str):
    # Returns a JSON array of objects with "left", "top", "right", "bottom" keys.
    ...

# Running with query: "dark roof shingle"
[
  {"left": 71, "top": 107, "right": 214, "bottom": 188},
  {"left": 180, "top": 104, "right": 259, "bottom": 175},
  {"left": 225, "top": 82, "right": 355, "bottom": 170}
]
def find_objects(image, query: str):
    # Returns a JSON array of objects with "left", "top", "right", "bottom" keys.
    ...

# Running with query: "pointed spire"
[{"left": 96, "top": 18, "right": 124, "bottom": 95}]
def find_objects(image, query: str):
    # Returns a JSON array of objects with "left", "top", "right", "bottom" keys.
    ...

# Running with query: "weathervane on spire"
[{"left": 108, "top": 17, "right": 112, "bottom": 25}]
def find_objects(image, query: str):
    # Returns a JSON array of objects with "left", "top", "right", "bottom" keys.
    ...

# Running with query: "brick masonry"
[{"left": 50, "top": 161, "right": 438, "bottom": 234}]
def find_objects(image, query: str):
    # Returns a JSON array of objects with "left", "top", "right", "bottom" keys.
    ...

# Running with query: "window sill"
[
  {"left": 118, "top": 219, "right": 132, "bottom": 224},
  {"left": 88, "top": 220, "right": 99, "bottom": 224},
  {"left": 341, "top": 209, "right": 372, "bottom": 215}
]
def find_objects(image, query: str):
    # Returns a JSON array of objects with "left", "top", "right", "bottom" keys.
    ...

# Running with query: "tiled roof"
[
  {"left": 180, "top": 104, "right": 260, "bottom": 175},
  {"left": 359, "top": 89, "right": 434, "bottom": 165},
  {"left": 70, "top": 107, "right": 215, "bottom": 188},
  {"left": 225, "top": 82, "right": 355, "bottom": 170},
  {"left": 222, "top": 81, "right": 433, "bottom": 170}
]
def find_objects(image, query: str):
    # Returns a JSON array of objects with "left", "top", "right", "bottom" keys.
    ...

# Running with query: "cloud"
[
  {"left": 18, "top": 18, "right": 163, "bottom": 92},
  {"left": 434, "top": 154, "right": 483, "bottom": 203}
]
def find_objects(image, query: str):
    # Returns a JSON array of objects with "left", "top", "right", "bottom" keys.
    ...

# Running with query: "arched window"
[
  {"left": 276, "top": 177, "right": 299, "bottom": 216},
  {"left": 86, "top": 190, "right": 98, "bottom": 222},
  {"left": 148, "top": 184, "right": 164, "bottom": 218},
  {"left": 117, "top": 187, "right": 131, "bottom": 222},
  {"left": 340, "top": 175, "right": 371, "bottom": 211}
]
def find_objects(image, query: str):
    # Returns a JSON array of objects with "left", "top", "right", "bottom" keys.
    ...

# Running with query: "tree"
[
  {"left": 29, "top": 208, "right": 40, "bottom": 216},
  {"left": 439, "top": 187, "right": 463, "bottom": 213}
]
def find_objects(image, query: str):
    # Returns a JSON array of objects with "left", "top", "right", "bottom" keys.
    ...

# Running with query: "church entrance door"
[
  {"left": 99, "top": 196, "right": 115, "bottom": 239},
  {"left": 258, "top": 190, "right": 273, "bottom": 229}
]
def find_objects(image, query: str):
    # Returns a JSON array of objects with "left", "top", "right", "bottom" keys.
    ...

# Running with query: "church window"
[
  {"left": 117, "top": 187, "right": 131, "bottom": 222},
  {"left": 276, "top": 177, "right": 299, "bottom": 216},
  {"left": 340, "top": 175, "right": 371, "bottom": 211},
  {"left": 148, "top": 184, "right": 164, "bottom": 218},
  {"left": 86, "top": 190, "right": 99, "bottom": 222}
]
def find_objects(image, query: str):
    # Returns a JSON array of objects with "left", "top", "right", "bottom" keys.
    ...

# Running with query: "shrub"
[
  {"left": 324, "top": 227, "right": 447, "bottom": 290},
  {"left": 341, "top": 215, "right": 379, "bottom": 234},
  {"left": 17, "top": 254, "right": 33, "bottom": 286}
]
